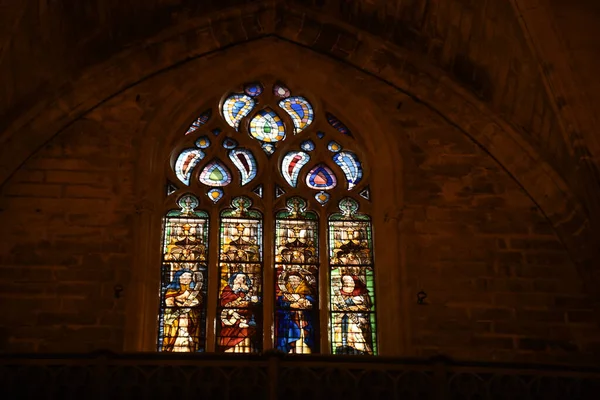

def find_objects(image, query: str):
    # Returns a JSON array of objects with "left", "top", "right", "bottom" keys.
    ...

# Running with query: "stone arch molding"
[{"left": 0, "top": 5, "right": 596, "bottom": 300}]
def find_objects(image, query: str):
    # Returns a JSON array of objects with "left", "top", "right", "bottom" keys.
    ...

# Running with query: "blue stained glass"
[
  {"left": 315, "top": 191, "right": 330, "bottom": 205},
  {"left": 327, "top": 141, "right": 342, "bottom": 153},
  {"left": 229, "top": 148, "right": 258, "bottom": 186},
  {"left": 207, "top": 188, "right": 224, "bottom": 203},
  {"left": 300, "top": 140, "right": 315, "bottom": 152},
  {"left": 222, "top": 138, "right": 238, "bottom": 149},
  {"left": 196, "top": 136, "right": 211, "bottom": 149},
  {"left": 281, "top": 151, "right": 310, "bottom": 187},
  {"left": 326, "top": 113, "right": 353, "bottom": 138},
  {"left": 185, "top": 109, "right": 212, "bottom": 135},
  {"left": 175, "top": 148, "right": 205, "bottom": 186},
  {"left": 249, "top": 108, "right": 286, "bottom": 142},
  {"left": 333, "top": 151, "right": 363, "bottom": 190},
  {"left": 279, "top": 97, "right": 314, "bottom": 134},
  {"left": 199, "top": 160, "right": 232, "bottom": 187},
  {"left": 212, "top": 128, "right": 222, "bottom": 136},
  {"left": 306, "top": 164, "right": 337, "bottom": 190},
  {"left": 316, "top": 131, "right": 325, "bottom": 139},
  {"left": 244, "top": 82, "right": 264, "bottom": 97},
  {"left": 222, "top": 94, "right": 256, "bottom": 131},
  {"left": 261, "top": 143, "right": 276, "bottom": 156}
]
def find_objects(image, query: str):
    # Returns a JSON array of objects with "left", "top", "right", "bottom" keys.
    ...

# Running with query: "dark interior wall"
[{"left": 0, "top": 39, "right": 597, "bottom": 363}]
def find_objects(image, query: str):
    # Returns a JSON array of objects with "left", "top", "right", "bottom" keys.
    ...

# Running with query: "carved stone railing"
[{"left": 1, "top": 352, "right": 599, "bottom": 399}]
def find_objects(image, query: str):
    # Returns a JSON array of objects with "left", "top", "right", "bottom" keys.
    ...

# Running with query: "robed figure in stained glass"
[
  {"left": 162, "top": 269, "right": 204, "bottom": 352},
  {"left": 219, "top": 272, "right": 260, "bottom": 352},
  {"left": 332, "top": 274, "right": 373, "bottom": 355},
  {"left": 276, "top": 269, "right": 317, "bottom": 353}
]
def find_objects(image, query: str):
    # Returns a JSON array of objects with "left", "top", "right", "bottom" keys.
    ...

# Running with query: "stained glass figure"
[
  {"left": 333, "top": 151, "right": 363, "bottom": 190},
  {"left": 207, "top": 188, "right": 224, "bottom": 203},
  {"left": 275, "top": 185, "right": 286, "bottom": 199},
  {"left": 306, "top": 164, "right": 337, "bottom": 190},
  {"left": 261, "top": 143, "right": 276, "bottom": 156},
  {"left": 249, "top": 108, "right": 286, "bottom": 143},
  {"left": 273, "top": 82, "right": 291, "bottom": 98},
  {"left": 158, "top": 194, "right": 209, "bottom": 352},
  {"left": 199, "top": 160, "right": 232, "bottom": 187},
  {"left": 252, "top": 184, "right": 263, "bottom": 198},
  {"left": 195, "top": 136, "right": 211, "bottom": 149},
  {"left": 326, "top": 113, "right": 353, "bottom": 138},
  {"left": 275, "top": 197, "right": 319, "bottom": 354},
  {"left": 279, "top": 97, "right": 314, "bottom": 134},
  {"left": 166, "top": 181, "right": 178, "bottom": 196},
  {"left": 229, "top": 148, "right": 257, "bottom": 186},
  {"left": 217, "top": 197, "right": 263, "bottom": 353},
  {"left": 316, "top": 131, "right": 325, "bottom": 139},
  {"left": 315, "top": 191, "right": 330, "bottom": 205},
  {"left": 223, "top": 94, "right": 256, "bottom": 131},
  {"left": 281, "top": 151, "right": 310, "bottom": 188},
  {"left": 244, "top": 82, "right": 264, "bottom": 97},
  {"left": 175, "top": 148, "right": 205, "bottom": 186},
  {"left": 300, "top": 140, "right": 315, "bottom": 152},
  {"left": 328, "top": 198, "right": 376, "bottom": 355},
  {"left": 327, "top": 141, "right": 342, "bottom": 153},
  {"left": 185, "top": 109, "right": 212, "bottom": 135},
  {"left": 359, "top": 186, "right": 371, "bottom": 201},
  {"left": 222, "top": 138, "right": 238, "bottom": 150},
  {"left": 212, "top": 128, "right": 222, "bottom": 136}
]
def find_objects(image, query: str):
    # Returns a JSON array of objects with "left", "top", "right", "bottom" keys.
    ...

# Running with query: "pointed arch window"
[{"left": 158, "top": 80, "right": 377, "bottom": 354}]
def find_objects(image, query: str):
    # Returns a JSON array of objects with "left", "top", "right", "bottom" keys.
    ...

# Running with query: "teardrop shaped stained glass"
[
  {"left": 273, "top": 82, "right": 291, "bottom": 98},
  {"left": 199, "top": 160, "right": 232, "bottom": 187},
  {"left": 185, "top": 109, "right": 212, "bottom": 135},
  {"left": 279, "top": 97, "right": 314, "bottom": 134},
  {"left": 306, "top": 164, "right": 337, "bottom": 190},
  {"left": 332, "top": 151, "right": 363, "bottom": 190},
  {"left": 229, "top": 148, "right": 257, "bottom": 186},
  {"left": 207, "top": 188, "right": 224, "bottom": 203},
  {"left": 249, "top": 108, "right": 286, "bottom": 143},
  {"left": 222, "top": 94, "right": 256, "bottom": 131},
  {"left": 174, "top": 148, "right": 205, "bottom": 185},
  {"left": 281, "top": 151, "right": 310, "bottom": 187},
  {"left": 326, "top": 113, "right": 353, "bottom": 137}
]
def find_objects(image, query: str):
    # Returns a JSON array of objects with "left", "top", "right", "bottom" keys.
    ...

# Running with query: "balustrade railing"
[{"left": 1, "top": 352, "right": 599, "bottom": 399}]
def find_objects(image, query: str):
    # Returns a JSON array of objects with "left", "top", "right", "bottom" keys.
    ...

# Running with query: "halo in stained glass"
[
  {"left": 222, "top": 94, "right": 256, "bottom": 131},
  {"left": 315, "top": 191, "right": 330, "bottom": 205},
  {"left": 249, "top": 108, "right": 286, "bottom": 143},
  {"left": 185, "top": 109, "right": 212, "bottom": 135},
  {"left": 306, "top": 164, "right": 337, "bottom": 190},
  {"left": 300, "top": 140, "right": 315, "bottom": 152},
  {"left": 252, "top": 184, "right": 263, "bottom": 198},
  {"left": 326, "top": 113, "right": 353, "bottom": 138},
  {"left": 244, "top": 82, "right": 264, "bottom": 97},
  {"left": 279, "top": 96, "right": 314, "bottom": 134},
  {"left": 327, "top": 141, "right": 342, "bottom": 153},
  {"left": 261, "top": 142, "right": 276, "bottom": 156},
  {"left": 273, "top": 82, "right": 291, "bottom": 98},
  {"left": 222, "top": 138, "right": 238, "bottom": 150},
  {"left": 207, "top": 188, "right": 224, "bottom": 203},
  {"left": 316, "top": 131, "right": 325, "bottom": 139},
  {"left": 199, "top": 160, "right": 232, "bottom": 187},
  {"left": 359, "top": 186, "right": 371, "bottom": 201},
  {"left": 333, "top": 151, "right": 363, "bottom": 190},
  {"left": 229, "top": 148, "right": 257, "bottom": 186},
  {"left": 174, "top": 148, "right": 205, "bottom": 185},
  {"left": 281, "top": 151, "right": 310, "bottom": 188},
  {"left": 212, "top": 128, "right": 222, "bottom": 136},
  {"left": 275, "top": 185, "right": 286, "bottom": 198},
  {"left": 195, "top": 136, "right": 211, "bottom": 149}
]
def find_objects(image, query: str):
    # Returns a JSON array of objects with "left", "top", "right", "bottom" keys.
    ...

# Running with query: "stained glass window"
[
  {"left": 217, "top": 197, "right": 263, "bottom": 353},
  {"left": 175, "top": 148, "right": 205, "bottom": 186},
  {"left": 249, "top": 108, "right": 286, "bottom": 143},
  {"left": 279, "top": 97, "right": 314, "bottom": 134},
  {"left": 281, "top": 151, "right": 310, "bottom": 188},
  {"left": 275, "top": 198, "right": 319, "bottom": 354},
  {"left": 222, "top": 94, "right": 256, "bottom": 131},
  {"left": 199, "top": 160, "right": 232, "bottom": 187},
  {"left": 158, "top": 194, "right": 209, "bottom": 352},
  {"left": 329, "top": 198, "right": 376, "bottom": 355},
  {"left": 333, "top": 151, "right": 363, "bottom": 190},
  {"left": 162, "top": 79, "right": 377, "bottom": 356}
]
